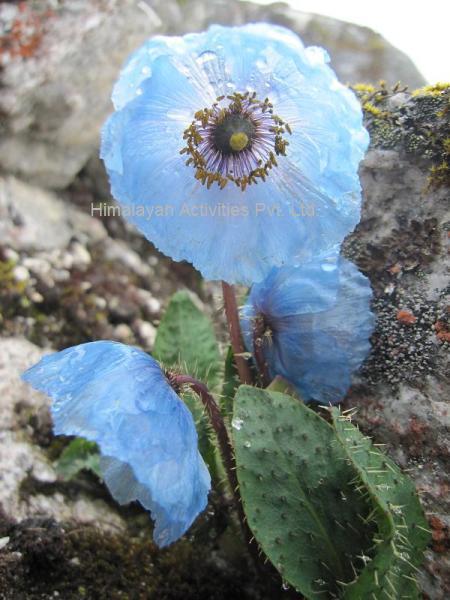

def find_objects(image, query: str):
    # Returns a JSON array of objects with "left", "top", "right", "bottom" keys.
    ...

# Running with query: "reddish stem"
[
  {"left": 221, "top": 282, "right": 253, "bottom": 385},
  {"left": 174, "top": 374, "right": 256, "bottom": 555},
  {"left": 252, "top": 315, "right": 271, "bottom": 388}
]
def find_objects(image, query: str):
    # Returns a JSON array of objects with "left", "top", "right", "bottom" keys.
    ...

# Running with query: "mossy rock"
[{"left": 353, "top": 81, "right": 450, "bottom": 188}]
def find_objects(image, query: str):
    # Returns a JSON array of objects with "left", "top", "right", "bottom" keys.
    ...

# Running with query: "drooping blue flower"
[
  {"left": 101, "top": 24, "right": 369, "bottom": 285},
  {"left": 21, "top": 341, "right": 210, "bottom": 547},
  {"left": 240, "top": 257, "right": 375, "bottom": 404}
]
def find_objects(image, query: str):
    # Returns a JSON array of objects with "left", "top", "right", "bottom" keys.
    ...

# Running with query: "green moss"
[
  {"left": 0, "top": 259, "right": 28, "bottom": 320},
  {"left": 352, "top": 83, "right": 376, "bottom": 94},
  {"left": 0, "top": 259, "right": 26, "bottom": 292},
  {"left": 429, "top": 160, "right": 450, "bottom": 188},
  {"left": 363, "top": 101, "right": 383, "bottom": 117},
  {"left": 412, "top": 82, "right": 450, "bottom": 96},
  {"left": 0, "top": 517, "right": 281, "bottom": 600}
]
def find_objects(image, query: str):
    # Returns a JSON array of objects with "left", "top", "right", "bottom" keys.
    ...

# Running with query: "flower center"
[
  {"left": 181, "top": 91, "right": 291, "bottom": 191},
  {"left": 213, "top": 114, "right": 255, "bottom": 154}
]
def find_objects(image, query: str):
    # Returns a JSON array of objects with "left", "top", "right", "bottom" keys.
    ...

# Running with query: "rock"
[
  {"left": 11, "top": 265, "right": 29, "bottom": 283},
  {"left": 135, "top": 319, "right": 157, "bottom": 349},
  {"left": 0, "top": 172, "right": 174, "bottom": 351},
  {"left": 112, "top": 323, "right": 134, "bottom": 343},
  {"left": 0, "top": 337, "right": 125, "bottom": 532},
  {"left": 0, "top": 0, "right": 425, "bottom": 189},
  {"left": 67, "top": 241, "right": 92, "bottom": 270},
  {"left": 135, "top": 288, "right": 161, "bottom": 316},
  {"left": 0, "top": 176, "right": 107, "bottom": 252},
  {"left": 342, "top": 85, "right": 450, "bottom": 598},
  {"left": 102, "top": 237, "right": 154, "bottom": 279},
  {"left": 0, "top": 0, "right": 161, "bottom": 188}
]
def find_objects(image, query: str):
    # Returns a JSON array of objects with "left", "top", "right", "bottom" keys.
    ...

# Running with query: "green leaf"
[
  {"left": 153, "top": 290, "right": 221, "bottom": 389},
  {"left": 267, "top": 375, "right": 301, "bottom": 399},
  {"left": 232, "top": 386, "right": 376, "bottom": 598},
  {"left": 55, "top": 438, "right": 101, "bottom": 480},
  {"left": 331, "top": 409, "right": 430, "bottom": 599},
  {"left": 154, "top": 290, "right": 222, "bottom": 480}
]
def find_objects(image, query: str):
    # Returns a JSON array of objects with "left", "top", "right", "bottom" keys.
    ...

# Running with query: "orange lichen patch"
[
  {"left": 429, "top": 515, "right": 450, "bottom": 554},
  {"left": 409, "top": 416, "right": 428, "bottom": 438},
  {"left": 434, "top": 320, "right": 450, "bottom": 342},
  {"left": 396, "top": 309, "right": 417, "bottom": 325},
  {"left": 388, "top": 263, "right": 402, "bottom": 275},
  {"left": 0, "top": 3, "right": 51, "bottom": 64}
]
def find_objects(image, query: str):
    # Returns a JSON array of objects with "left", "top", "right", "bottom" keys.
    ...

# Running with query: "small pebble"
[
  {"left": 12, "top": 265, "right": 29, "bottom": 282},
  {"left": 70, "top": 242, "right": 91, "bottom": 269},
  {"left": 0, "top": 536, "right": 10, "bottom": 550},
  {"left": 136, "top": 319, "right": 156, "bottom": 347},
  {"left": 114, "top": 323, "right": 133, "bottom": 341}
]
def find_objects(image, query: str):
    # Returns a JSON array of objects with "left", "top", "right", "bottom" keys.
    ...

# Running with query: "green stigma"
[{"left": 229, "top": 132, "right": 249, "bottom": 152}]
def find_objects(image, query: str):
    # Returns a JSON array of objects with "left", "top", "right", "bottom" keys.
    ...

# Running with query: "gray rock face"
[
  {"left": 0, "top": 176, "right": 107, "bottom": 251},
  {"left": 342, "top": 88, "right": 450, "bottom": 598},
  {"left": 0, "top": 0, "right": 425, "bottom": 189},
  {"left": 0, "top": 0, "right": 161, "bottom": 188}
]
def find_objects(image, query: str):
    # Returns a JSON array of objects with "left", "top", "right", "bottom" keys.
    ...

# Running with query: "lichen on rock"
[
  {"left": 341, "top": 84, "right": 450, "bottom": 598},
  {"left": 352, "top": 81, "right": 450, "bottom": 188}
]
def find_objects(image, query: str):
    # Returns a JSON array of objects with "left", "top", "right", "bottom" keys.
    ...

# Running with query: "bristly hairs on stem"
[{"left": 172, "top": 373, "right": 259, "bottom": 562}]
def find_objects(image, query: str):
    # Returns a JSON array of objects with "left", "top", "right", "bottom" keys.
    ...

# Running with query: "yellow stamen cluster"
[{"left": 180, "top": 91, "right": 292, "bottom": 191}]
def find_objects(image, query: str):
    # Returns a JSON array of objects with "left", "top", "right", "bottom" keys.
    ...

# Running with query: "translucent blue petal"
[
  {"left": 112, "top": 37, "right": 186, "bottom": 110},
  {"left": 241, "top": 258, "right": 375, "bottom": 404},
  {"left": 242, "top": 254, "right": 341, "bottom": 320},
  {"left": 102, "top": 24, "right": 369, "bottom": 284},
  {"left": 21, "top": 341, "right": 211, "bottom": 547}
]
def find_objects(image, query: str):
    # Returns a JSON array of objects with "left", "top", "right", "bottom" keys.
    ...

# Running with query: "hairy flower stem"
[
  {"left": 221, "top": 282, "right": 253, "bottom": 385},
  {"left": 174, "top": 374, "right": 257, "bottom": 558},
  {"left": 252, "top": 316, "right": 271, "bottom": 388}
]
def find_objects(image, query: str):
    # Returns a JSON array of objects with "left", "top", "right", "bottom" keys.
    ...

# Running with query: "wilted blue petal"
[
  {"left": 101, "top": 24, "right": 369, "bottom": 285},
  {"left": 21, "top": 341, "right": 210, "bottom": 547},
  {"left": 241, "top": 258, "right": 375, "bottom": 404}
]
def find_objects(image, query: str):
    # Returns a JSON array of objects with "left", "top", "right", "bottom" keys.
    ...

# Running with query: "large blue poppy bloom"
[
  {"left": 240, "top": 257, "right": 375, "bottom": 404},
  {"left": 21, "top": 341, "right": 210, "bottom": 547},
  {"left": 101, "top": 24, "right": 369, "bottom": 284}
]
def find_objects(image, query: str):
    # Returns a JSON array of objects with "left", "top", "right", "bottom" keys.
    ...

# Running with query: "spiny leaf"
[
  {"left": 232, "top": 386, "right": 376, "bottom": 598},
  {"left": 331, "top": 408, "right": 430, "bottom": 599}
]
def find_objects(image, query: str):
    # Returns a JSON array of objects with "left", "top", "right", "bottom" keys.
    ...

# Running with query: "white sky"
[{"left": 251, "top": 0, "right": 450, "bottom": 83}]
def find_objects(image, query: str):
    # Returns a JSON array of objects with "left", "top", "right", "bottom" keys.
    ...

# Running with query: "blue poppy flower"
[
  {"left": 101, "top": 23, "right": 369, "bottom": 284},
  {"left": 21, "top": 341, "right": 210, "bottom": 547},
  {"left": 240, "top": 257, "right": 375, "bottom": 404}
]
